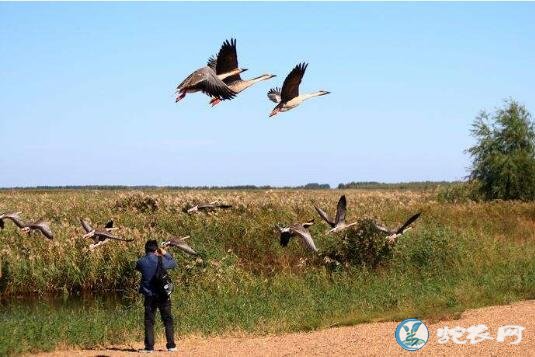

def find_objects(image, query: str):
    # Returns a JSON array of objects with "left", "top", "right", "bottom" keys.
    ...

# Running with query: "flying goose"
[
  {"left": 0, "top": 212, "right": 25, "bottom": 230},
  {"left": 373, "top": 213, "right": 421, "bottom": 244},
  {"left": 21, "top": 219, "right": 54, "bottom": 240},
  {"left": 267, "top": 62, "right": 330, "bottom": 117},
  {"left": 314, "top": 195, "right": 358, "bottom": 233},
  {"left": 207, "top": 38, "right": 276, "bottom": 106},
  {"left": 80, "top": 219, "right": 133, "bottom": 250},
  {"left": 161, "top": 236, "right": 198, "bottom": 256},
  {"left": 275, "top": 220, "right": 318, "bottom": 252},
  {"left": 185, "top": 201, "right": 232, "bottom": 214},
  {"left": 175, "top": 64, "right": 246, "bottom": 103}
]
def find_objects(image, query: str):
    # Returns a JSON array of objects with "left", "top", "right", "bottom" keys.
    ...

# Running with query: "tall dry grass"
[{"left": 0, "top": 189, "right": 534, "bottom": 355}]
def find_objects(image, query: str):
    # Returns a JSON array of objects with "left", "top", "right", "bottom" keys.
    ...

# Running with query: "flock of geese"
[
  {"left": 176, "top": 38, "right": 330, "bottom": 117},
  {"left": 0, "top": 195, "right": 420, "bottom": 257},
  {"left": 276, "top": 195, "right": 420, "bottom": 253},
  {"left": 1, "top": 38, "right": 420, "bottom": 258}
]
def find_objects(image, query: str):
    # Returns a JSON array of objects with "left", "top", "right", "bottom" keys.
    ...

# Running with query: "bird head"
[{"left": 319, "top": 90, "right": 331, "bottom": 96}]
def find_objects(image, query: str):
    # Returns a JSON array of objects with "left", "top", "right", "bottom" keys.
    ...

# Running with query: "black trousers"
[{"left": 144, "top": 295, "right": 176, "bottom": 350}]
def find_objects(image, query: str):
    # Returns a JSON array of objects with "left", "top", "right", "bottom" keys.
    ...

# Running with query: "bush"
[
  {"left": 436, "top": 181, "right": 482, "bottom": 203},
  {"left": 113, "top": 193, "right": 159, "bottom": 212},
  {"left": 467, "top": 99, "right": 535, "bottom": 201},
  {"left": 323, "top": 219, "right": 397, "bottom": 268}
]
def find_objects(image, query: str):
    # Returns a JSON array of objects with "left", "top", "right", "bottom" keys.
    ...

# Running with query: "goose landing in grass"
[
  {"left": 161, "top": 236, "right": 198, "bottom": 256},
  {"left": 185, "top": 202, "right": 232, "bottom": 214},
  {"left": 207, "top": 38, "right": 276, "bottom": 106},
  {"left": 373, "top": 213, "right": 421, "bottom": 244},
  {"left": 267, "top": 63, "right": 329, "bottom": 117},
  {"left": 21, "top": 219, "right": 54, "bottom": 240},
  {"left": 80, "top": 219, "right": 132, "bottom": 250},
  {"left": 276, "top": 220, "right": 318, "bottom": 252},
  {"left": 314, "top": 195, "right": 358, "bottom": 233}
]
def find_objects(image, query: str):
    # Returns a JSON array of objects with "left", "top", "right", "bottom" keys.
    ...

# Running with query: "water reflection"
[{"left": 0, "top": 291, "right": 138, "bottom": 311}]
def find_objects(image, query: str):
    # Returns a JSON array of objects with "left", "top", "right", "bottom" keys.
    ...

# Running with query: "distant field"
[{"left": 0, "top": 189, "right": 534, "bottom": 355}]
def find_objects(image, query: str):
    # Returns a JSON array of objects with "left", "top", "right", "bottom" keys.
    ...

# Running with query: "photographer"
[{"left": 135, "top": 239, "right": 177, "bottom": 353}]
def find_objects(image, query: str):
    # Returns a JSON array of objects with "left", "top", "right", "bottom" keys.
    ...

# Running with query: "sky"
[{"left": 1, "top": 2, "right": 534, "bottom": 187}]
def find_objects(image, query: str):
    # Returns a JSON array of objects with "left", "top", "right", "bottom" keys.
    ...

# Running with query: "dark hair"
[{"left": 145, "top": 239, "right": 159, "bottom": 253}]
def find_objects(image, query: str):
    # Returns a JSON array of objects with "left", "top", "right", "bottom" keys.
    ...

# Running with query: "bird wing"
[
  {"left": 197, "top": 69, "right": 237, "bottom": 100},
  {"left": 314, "top": 206, "right": 335, "bottom": 227},
  {"left": 335, "top": 195, "right": 347, "bottom": 226},
  {"left": 215, "top": 204, "right": 232, "bottom": 209},
  {"left": 4, "top": 213, "right": 26, "bottom": 228},
  {"left": 197, "top": 204, "right": 214, "bottom": 210},
  {"left": 34, "top": 221, "right": 54, "bottom": 240},
  {"left": 96, "top": 230, "right": 133, "bottom": 242},
  {"left": 176, "top": 69, "right": 205, "bottom": 91},
  {"left": 104, "top": 220, "right": 114, "bottom": 229},
  {"left": 373, "top": 221, "right": 395, "bottom": 235},
  {"left": 168, "top": 238, "right": 198, "bottom": 256},
  {"left": 396, "top": 212, "right": 421, "bottom": 235},
  {"left": 0, "top": 219, "right": 4, "bottom": 230},
  {"left": 207, "top": 55, "right": 217, "bottom": 70},
  {"left": 215, "top": 38, "right": 241, "bottom": 83},
  {"left": 80, "top": 219, "right": 93, "bottom": 233},
  {"left": 267, "top": 87, "right": 282, "bottom": 103},
  {"left": 291, "top": 225, "right": 318, "bottom": 252},
  {"left": 280, "top": 62, "right": 308, "bottom": 103}
]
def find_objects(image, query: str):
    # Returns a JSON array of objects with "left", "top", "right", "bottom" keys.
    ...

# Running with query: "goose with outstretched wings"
[
  {"left": 80, "top": 218, "right": 132, "bottom": 250},
  {"left": 276, "top": 220, "right": 318, "bottom": 252},
  {"left": 267, "top": 62, "right": 329, "bottom": 117},
  {"left": 314, "top": 195, "right": 359, "bottom": 233},
  {"left": 373, "top": 213, "right": 422, "bottom": 244}
]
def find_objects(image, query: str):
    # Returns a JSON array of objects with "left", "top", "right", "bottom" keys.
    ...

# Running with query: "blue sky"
[{"left": 1, "top": 2, "right": 534, "bottom": 187}]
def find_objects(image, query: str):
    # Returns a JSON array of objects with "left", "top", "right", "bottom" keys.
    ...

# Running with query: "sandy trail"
[{"left": 35, "top": 300, "right": 534, "bottom": 356}]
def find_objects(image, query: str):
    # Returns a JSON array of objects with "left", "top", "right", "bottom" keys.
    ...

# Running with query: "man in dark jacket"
[{"left": 136, "top": 239, "right": 177, "bottom": 353}]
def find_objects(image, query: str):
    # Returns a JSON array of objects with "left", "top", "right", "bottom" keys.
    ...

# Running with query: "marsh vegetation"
[{"left": 0, "top": 188, "right": 534, "bottom": 355}]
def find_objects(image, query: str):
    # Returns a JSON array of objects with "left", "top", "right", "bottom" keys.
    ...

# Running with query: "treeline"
[
  {"left": 0, "top": 183, "right": 332, "bottom": 191},
  {"left": 0, "top": 182, "right": 459, "bottom": 191},
  {"left": 337, "top": 181, "right": 454, "bottom": 190}
]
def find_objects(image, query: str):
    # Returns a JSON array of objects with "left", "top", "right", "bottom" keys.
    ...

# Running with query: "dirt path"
[{"left": 36, "top": 300, "right": 534, "bottom": 356}]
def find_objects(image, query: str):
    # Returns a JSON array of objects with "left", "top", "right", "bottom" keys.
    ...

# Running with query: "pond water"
[{"left": 0, "top": 291, "right": 138, "bottom": 312}]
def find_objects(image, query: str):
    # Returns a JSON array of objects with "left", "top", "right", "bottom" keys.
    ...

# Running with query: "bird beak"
[
  {"left": 322, "top": 91, "right": 331, "bottom": 95},
  {"left": 240, "top": 68, "right": 248, "bottom": 73}
]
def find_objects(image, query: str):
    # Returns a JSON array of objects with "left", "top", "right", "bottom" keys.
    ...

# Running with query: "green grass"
[{"left": 0, "top": 189, "right": 534, "bottom": 355}]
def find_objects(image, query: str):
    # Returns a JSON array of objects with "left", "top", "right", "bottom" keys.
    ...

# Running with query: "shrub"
[
  {"left": 113, "top": 193, "right": 159, "bottom": 213},
  {"left": 436, "top": 181, "right": 482, "bottom": 203},
  {"left": 323, "top": 219, "right": 397, "bottom": 268}
]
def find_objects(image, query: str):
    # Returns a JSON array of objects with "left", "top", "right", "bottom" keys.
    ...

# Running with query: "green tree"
[{"left": 468, "top": 99, "right": 535, "bottom": 200}]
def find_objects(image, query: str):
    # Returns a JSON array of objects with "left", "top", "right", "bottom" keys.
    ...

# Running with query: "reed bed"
[{"left": 0, "top": 189, "right": 534, "bottom": 355}]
